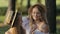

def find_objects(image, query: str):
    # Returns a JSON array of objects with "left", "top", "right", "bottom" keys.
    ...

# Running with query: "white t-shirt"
[{"left": 22, "top": 16, "right": 49, "bottom": 34}]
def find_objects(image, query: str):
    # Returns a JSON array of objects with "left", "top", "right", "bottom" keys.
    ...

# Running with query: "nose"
[{"left": 35, "top": 13, "right": 37, "bottom": 17}]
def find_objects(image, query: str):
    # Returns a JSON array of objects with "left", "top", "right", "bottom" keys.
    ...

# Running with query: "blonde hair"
[{"left": 28, "top": 4, "right": 48, "bottom": 34}]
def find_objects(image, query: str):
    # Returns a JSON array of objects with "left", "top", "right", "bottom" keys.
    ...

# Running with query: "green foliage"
[
  {"left": 0, "top": 16, "right": 5, "bottom": 23},
  {"left": 0, "top": 7, "right": 7, "bottom": 16},
  {"left": 0, "top": 0, "right": 9, "bottom": 7},
  {"left": 56, "top": 16, "right": 60, "bottom": 20},
  {"left": 57, "top": 5, "right": 60, "bottom": 15},
  {"left": 0, "top": 26, "right": 10, "bottom": 34},
  {"left": 57, "top": 24, "right": 60, "bottom": 34},
  {"left": 0, "top": 0, "right": 60, "bottom": 34}
]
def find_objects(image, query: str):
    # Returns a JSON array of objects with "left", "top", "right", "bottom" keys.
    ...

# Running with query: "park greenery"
[{"left": 0, "top": 0, "right": 60, "bottom": 34}]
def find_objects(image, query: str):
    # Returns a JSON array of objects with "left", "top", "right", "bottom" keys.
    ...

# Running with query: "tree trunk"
[
  {"left": 45, "top": 0, "right": 56, "bottom": 34},
  {"left": 7, "top": 0, "right": 16, "bottom": 11},
  {"left": 4, "top": 0, "right": 16, "bottom": 25}
]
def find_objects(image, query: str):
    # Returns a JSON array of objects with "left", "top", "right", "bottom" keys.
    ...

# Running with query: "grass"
[
  {"left": 0, "top": 26, "right": 10, "bottom": 34},
  {"left": 0, "top": 16, "right": 5, "bottom": 23},
  {"left": 57, "top": 24, "right": 60, "bottom": 29},
  {"left": 56, "top": 0, "right": 60, "bottom": 5}
]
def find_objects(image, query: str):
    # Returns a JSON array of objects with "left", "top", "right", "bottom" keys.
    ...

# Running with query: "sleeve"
[{"left": 22, "top": 16, "right": 30, "bottom": 30}]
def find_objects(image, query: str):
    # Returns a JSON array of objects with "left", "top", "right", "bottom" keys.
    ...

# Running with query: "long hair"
[
  {"left": 6, "top": 12, "right": 26, "bottom": 34},
  {"left": 12, "top": 12, "right": 26, "bottom": 34},
  {"left": 28, "top": 4, "right": 48, "bottom": 34}
]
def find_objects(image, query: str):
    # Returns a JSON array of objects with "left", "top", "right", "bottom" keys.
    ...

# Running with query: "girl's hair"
[
  {"left": 11, "top": 12, "right": 26, "bottom": 34},
  {"left": 28, "top": 4, "right": 48, "bottom": 33}
]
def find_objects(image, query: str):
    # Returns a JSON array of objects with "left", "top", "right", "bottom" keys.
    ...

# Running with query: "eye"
[
  {"left": 36, "top": 11, "right": 40, "bottom": 14},
  {"left": 37, "top": 12, "right": 40, "bottom": 14}
]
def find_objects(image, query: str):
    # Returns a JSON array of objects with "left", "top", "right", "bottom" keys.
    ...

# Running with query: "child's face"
[{"left": 32, "top": 7, "right": 41, "bottom": 21}]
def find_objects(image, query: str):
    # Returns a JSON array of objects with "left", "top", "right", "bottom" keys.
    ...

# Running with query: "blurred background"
[{"left": 0, "top": 0, "right": 60, "bottom": 34}]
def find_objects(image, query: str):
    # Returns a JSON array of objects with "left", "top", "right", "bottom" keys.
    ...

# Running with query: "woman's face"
[{"left": 32, "top": 7, "right": 41, "bottom": 20}]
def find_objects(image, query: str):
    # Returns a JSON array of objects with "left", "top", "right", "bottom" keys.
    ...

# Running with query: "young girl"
[
  {"left": 22, "top": 4, "right": 49, "bottom": 34},
  {"left": 28, "top": 4, "right": 49, "bottom": 34}
]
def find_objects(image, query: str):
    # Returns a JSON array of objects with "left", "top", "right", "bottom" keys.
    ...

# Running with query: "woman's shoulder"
[
  {"left": 22, "top": 16, "right": 28, "bottom": 20},
  {"left": 22, "top": 16, "right": 30, "bottom": 30},
  {"left": 22, "top": 16, "right": 29, "bottom": 23}
]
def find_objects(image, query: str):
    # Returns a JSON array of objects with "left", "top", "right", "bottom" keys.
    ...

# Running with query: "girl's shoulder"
[
  {"left": 22, "top": 16, "right": 30, "bottom": 30},
  {"left": 22, "top": 16, "right": 29, "bottom": 22},
  {"left": 22, "top": 16, "right": 29, "bottom": 23}
]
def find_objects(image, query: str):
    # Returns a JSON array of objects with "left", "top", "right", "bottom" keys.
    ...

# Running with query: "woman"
[
  {"left": 28, "top": 4, "right": 49, "bottom": 34},
  {"left": 5, "top": 12, "right": 26, "bottom": 34}
]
